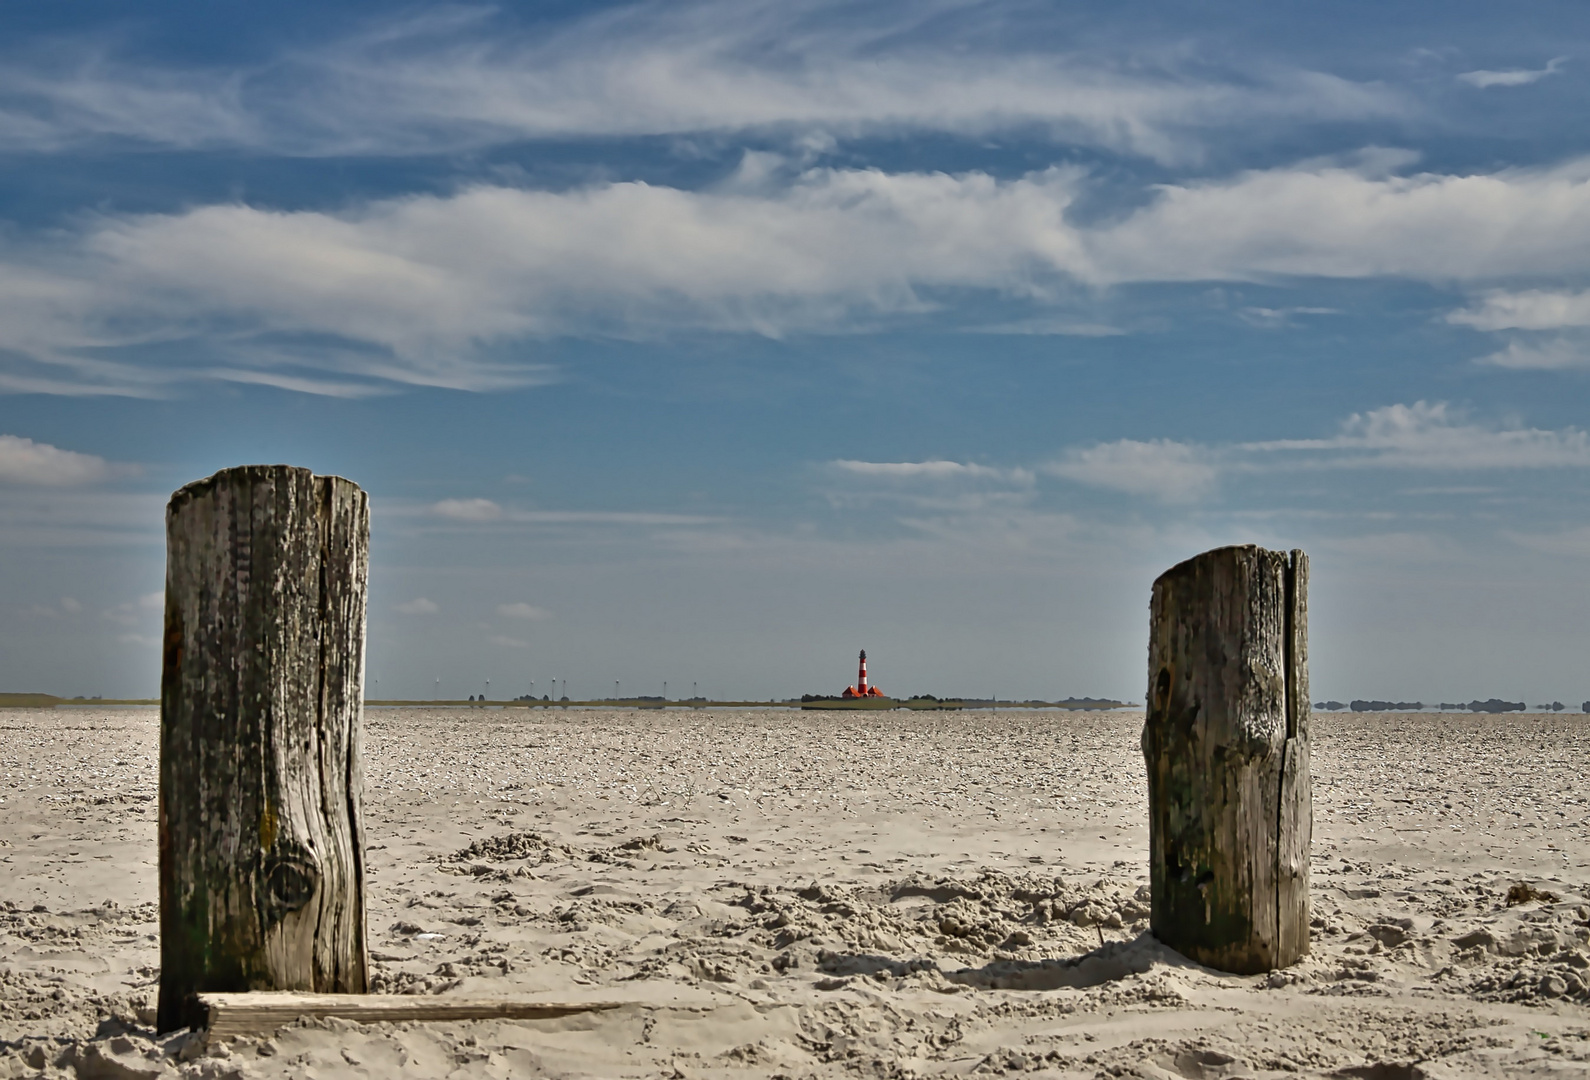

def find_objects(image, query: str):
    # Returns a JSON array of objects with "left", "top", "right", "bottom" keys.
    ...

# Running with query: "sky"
[{"left": 2, "top": 1, "right": 1589, "bottom": 705}]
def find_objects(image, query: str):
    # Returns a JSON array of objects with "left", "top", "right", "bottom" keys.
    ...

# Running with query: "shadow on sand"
[{"left": 818, "top": 931, "right": 1209, "bottom": 991}]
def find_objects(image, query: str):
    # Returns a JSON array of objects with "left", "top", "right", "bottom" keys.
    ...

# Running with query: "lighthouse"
[{"left": 841, "top": 649, "right": 885, "bottom": 698}]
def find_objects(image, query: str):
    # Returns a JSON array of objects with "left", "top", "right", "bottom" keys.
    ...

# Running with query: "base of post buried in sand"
[{"left": 197, "top": 992, "right": 629, "bottom": 1039}]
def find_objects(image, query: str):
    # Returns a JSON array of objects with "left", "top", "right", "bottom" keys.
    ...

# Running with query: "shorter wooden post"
[
  {"left": 1142, "top": 544, "right": 1310, "bottom": 974},
  {"left": 158, "top": 466, "right": 370, "bottom": 1031}
]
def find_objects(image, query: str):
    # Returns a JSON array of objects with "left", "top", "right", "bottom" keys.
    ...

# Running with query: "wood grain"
[
  {"left": 1143, "top": 544, "right": 1311, "bottom": 974},
  {"left": 158, "top": 466, "right": 370, "bottom": 1032},
  {"left": 197, "top": 992, "right": 628, "bottom": 1039}
]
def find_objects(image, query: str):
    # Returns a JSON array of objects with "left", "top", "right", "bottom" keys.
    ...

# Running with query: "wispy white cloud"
[
  {"left": 1043, "top": 439, "right": 1217, "bottom": 502},
  {"left": 1245, "top": 401, "right": 1590, "bottom": 470},
  {"left": 104, "top": 591, "right": 162, "bottom": 626},
  {"left": 503, "top": 511, "right": 716, "bottom": 526},
  {"left": 825, "top": 458, "right": 1036, "bottom": 513},
  {"left": 1237, "top": 305, "right": 1339, "bottom": 328},
  {"left": 0, "top": 4, "right": 1401, "bottom": 161},
  {"left": 1476, "top": 338, "right": 1590, "bottom": 370},
  {"left": 28, "top": 597, "right": 84, "bottom": 618},
  {"left": 1307, "top": 530, "right": 1457, "bottom": 562},
  {"left": 0, "top": 489, "right": 162, "bottom": 547},
  {"left": 12, "top": 154, "right": 1590, "bottom": 394},
  {"left": 1505, "top": 525, "right": 1590, "bottom": 558},
  {"left": 1039, "top": 402, "right": 1590, "bottom": 504},
  {"left": 1449, "top": 288, "right": 1590, "bottom": 331},
  {"left": 417, "top": 501, "right": 715, "bottom": 527},
  {"left": 831, "top": 459, "right": 1027, "bottom": 483},
  {"left": 431, "top": 498, "right": 503, "bottom": 522},
  {"left": 497, "top": 602, "right": 552, "bottom": 620},
  {"left": 1457, "top": 57, "right": 1567, "bottom": 89},
  {"left": 966, "top": 317, "right": 1125, "bottom": 336},
  {"left": 394, "top": 597, "right": 439, "bottom": 615},
  {"left": 0, "top": 434, "right": 120, "bottom": 485}
]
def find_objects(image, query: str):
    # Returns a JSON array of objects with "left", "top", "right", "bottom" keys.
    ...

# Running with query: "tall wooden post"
[
  {"left": 1143, "top": 544, "right": 1310, "bottom": 974},
  {"left": 158, "top": 466, "right": 370, "bottom": 1032}
]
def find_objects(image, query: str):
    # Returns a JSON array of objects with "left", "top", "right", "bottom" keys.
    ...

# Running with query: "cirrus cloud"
[
  {"left": 10, "top": 154, "right": 1590, "bottom": 394},
  {"left": 431, "top": 498, "right": 503, "bottom": 522},
  {"left": 831, "top": 459, "right": 1028, "bottom": 483},
  {"left": 1476, "top": 339, "right": 1590, "bottom": 370},
  {"left": 497, "top": 602, "right": 552, "bottom": 620},
  {"left": 1457, "top": 57, "right": 1567, "bottom": 89},
  {"left": 0, "top": 4, "right": 1401, "bottom": 163},
  {"left": 1039, "top": 402, "right": 1590, "bottom": 504},
  {"left": 1044, "top": 439, "right": 1218, "bottom": 502},
  {"left": 1244, "top": 401, "right": 1590, "bottom": 470}
]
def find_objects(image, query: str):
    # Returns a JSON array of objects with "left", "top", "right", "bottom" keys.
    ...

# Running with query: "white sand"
[{"left": 1, "top": 706, "right": 1587, "bottom": 1078}]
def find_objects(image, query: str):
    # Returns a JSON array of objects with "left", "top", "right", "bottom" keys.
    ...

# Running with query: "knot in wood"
[{"left": 260, "top": 842, "right": 320, "bottom": 925}]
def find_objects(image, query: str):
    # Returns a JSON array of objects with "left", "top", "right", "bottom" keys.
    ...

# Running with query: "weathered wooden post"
[
  {"left": 158, "top": 466, "right": 370, "bottom": 1032},
  {"left": 1143, "top": 544, "right": 1310, "bottom": 974}
]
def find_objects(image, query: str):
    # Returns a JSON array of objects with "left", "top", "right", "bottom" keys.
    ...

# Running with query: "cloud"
[
  {"left": 1237, "top": 306, "right": 1339, "bottom": 328},
  {"left": 1448, "top": 289, "right": 1590, "bottom": 331},
  {"left": 967, "top": 318, "right": 1125, "bottom": 336},
  {"left": 431, "top": 498, "right": 503, "bottom": 522},
  {"left": 497, "top": 602, "right": 552, "bottom": 620},
  {"left": 488, "top": 635, "right": 531, "bottom": 649},
  {"left": 1038, "top": 403, "right": 1590, "bottom": 503},
  {"left": 831, "top": 460, "right": 1026, "bottom": 483},
  {"left": 1044, "top": 439, "right": 1217, "bottom": 502},
  {"left": 1088, "top": 154, "right": 1590, "bottom": 283},
  {"left": 14, "top": 153, "right": 1590, "bottom": 393},
  {"left": 395, "top": 597, "right": 439, "bottom": 615},
  {"left": 1457, "top": 57, "right": 1567, "bottom": 89},
  {"left": 1476, "top": 338, "right": 1590, "bottom": 370},
  {"left": 0, "top": 435, "right": 116, "bottom": 485},
  {"left": 104, "top": 591, "right": 163, "bottom": 626},
  {"left": 29, "top": 597, "right": 84, "bottom": 618},
  {"left": 500, "top": 511, "right": 714, "bottom": 526},
  {"left": 0, "top": 4, "right": 1400, "bottom": 161},
  {"left": 1245, "top": 401, "right": 1590, "bottom": 470},
  {"left": 1448, "top": 290, "right": 1590, "bottom": 372},
  {"left": 3, "top": 169, "right": 1106, "bottom": 393},
  {"left": 826, "top": 458, "right": 1036, "bottom": 512},
  {"left": 0, "top": 488, "right": 163, "bottom": 548},
  {"left": 1505, "top": 526, "right": 1590, "bottom": 558},
  {"left": 389, "top": 499, "right": 718, "bottom": 528}
]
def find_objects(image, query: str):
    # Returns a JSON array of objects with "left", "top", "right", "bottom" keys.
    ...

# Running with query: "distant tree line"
[
  {"left": 1313, "top": 699, "right": 1540, "bottom": 713},
  {"left": 797, "top": 693, "right": 1125, "bottom": 708}
]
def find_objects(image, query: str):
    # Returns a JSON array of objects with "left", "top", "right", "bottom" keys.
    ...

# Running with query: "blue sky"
[{"left": 3, "top": 1, "right": 1589, "bottom": 703}]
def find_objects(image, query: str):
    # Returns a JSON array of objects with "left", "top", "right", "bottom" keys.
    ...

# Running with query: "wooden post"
[
  {"left": 158, "top": 466, "right": 370, "bottom": 1032},
  {"left": 1142, "top": 544, "right": 1310, "bottom": 974}
]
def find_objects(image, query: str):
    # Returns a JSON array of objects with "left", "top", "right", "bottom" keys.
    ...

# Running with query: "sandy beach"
[{"left": 1, "top": 706, "right": 1587, "bottom": 1078}]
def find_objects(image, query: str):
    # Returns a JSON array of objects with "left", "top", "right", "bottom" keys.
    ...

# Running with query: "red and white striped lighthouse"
[{"left": 857, "top": 649, "right": 868, "bottom": 694}]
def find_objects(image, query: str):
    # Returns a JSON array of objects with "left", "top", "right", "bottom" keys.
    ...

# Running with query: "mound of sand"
[{"left": 1, "top": 707, "right": 1587, "bottom": 1078}]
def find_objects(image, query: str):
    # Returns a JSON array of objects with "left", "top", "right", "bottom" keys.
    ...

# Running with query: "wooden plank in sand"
[
  {"left": 1143, "top": 544, "right": 1311, "bottom": 975},
  {"left": 198, "top": 993, "right": 628, "bottom": 1039},
  {"left": 159, "top": 466, "right": 371, "bottom": 1032}
]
